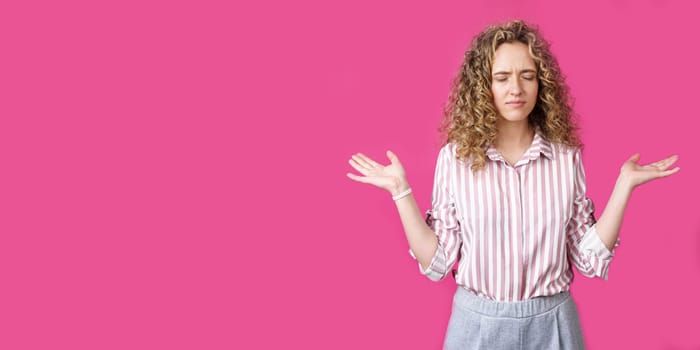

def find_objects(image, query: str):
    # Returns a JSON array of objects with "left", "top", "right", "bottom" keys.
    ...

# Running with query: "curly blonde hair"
[{"left": 438, "top": 19, "right": 582, "bottom": 172}]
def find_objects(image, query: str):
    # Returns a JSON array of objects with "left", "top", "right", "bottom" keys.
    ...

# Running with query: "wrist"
[
  {"left": 616, "top": 173, "right": 635, "bottom": 192},
  {"left": 392, "top": 187, "right": 412, "bottom": 201},
  {"left": 390, "top": 177, "right": 410, "bottom": 196}
]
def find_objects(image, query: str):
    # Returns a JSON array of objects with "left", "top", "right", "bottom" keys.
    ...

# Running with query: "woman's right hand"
[{"left": 346, "top": 150, "right": 409, "bottom": 195}]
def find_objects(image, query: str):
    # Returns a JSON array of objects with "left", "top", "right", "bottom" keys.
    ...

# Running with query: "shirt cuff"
[
  {"left": 579, "top": 225, "right": 615, "bottom": 259},
  {"left": 409, "top": 244, "right": 447, "bottom": 281},
  {"left": 578, "top": 225, "right": 620, "bottom": 280}
]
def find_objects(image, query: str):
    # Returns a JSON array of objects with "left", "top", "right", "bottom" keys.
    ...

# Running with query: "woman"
[{"left": 346, "top": 20, "right": 679, "bottom": 349}]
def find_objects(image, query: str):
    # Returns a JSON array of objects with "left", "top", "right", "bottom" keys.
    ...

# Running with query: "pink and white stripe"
[{"left": 409, "top": 128, "right": 621, "bottom": 301}]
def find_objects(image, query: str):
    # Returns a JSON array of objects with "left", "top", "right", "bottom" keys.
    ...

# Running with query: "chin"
[{"left": 501, "top": 114, "right": 530, "bottom": 122}]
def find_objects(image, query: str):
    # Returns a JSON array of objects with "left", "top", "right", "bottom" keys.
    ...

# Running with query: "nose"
[{"left": 509, "top": 80, "right": 523, "bottom": 96}]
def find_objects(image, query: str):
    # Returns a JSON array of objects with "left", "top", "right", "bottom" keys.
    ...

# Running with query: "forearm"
[
  {"left": 594, "top": 175, "right": 634, "bottom": 251},
  {"left": 391, "top": 181, "right": 438, "bottom": 271}
]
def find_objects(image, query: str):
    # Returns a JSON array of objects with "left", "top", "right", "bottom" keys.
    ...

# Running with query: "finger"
[
  {"left": 645, "top": 166, "right": 681, "bottom": 179},
  {"left": 643, "top": 161, "right": 665, "bottom": 170},
  {"left": 660, "top": 155, "right": 679, "bottom": 167},
  {"left": 356, "top": 152, "right": 382, "bottom": 168},
  {"left": 656, "top": 156, "right": 679, "bottom": 170},
  {"left": 645, "top": 160, "right": 663, "bottom": 168},
  {"left": 347, "top": 172, "right": 387, "bottom": 188},
  {"left": 658, "top": 166, "right": 680, "bottom": 177},
  {"left": 647, "top": 155, "right": 679, "bottom": 170},
  {"left": 346, "top": 172, "right": 371, "bottom": 184},
  {"left": 351, "top": 155, "right": 373, "bottom": 170},
  {"left": 348, "top": 159, "right": 370, "bottom": 175},
  {"left": 352, "top": 154, "right": 375, "bottom": 169}
]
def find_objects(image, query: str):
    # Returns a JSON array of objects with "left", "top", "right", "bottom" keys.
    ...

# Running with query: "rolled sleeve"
[
  {"left": 566, "top": 148, "right": 621, "bottom": 280},
  {"left": 409, "top": 242, "right": 445, "bottom": 278},
  {"left": 575, "top": 224, "right": 621, "bottom": 280},
  {"left": 410, "top": 145, "right": 462, "bottom": 282}
]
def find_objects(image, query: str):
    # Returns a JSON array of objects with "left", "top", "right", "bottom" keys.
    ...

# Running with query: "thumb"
[
  {"left": 628, "top": 153, "right": 641, "bottom": 163},
  {"left": 387, "top": 150, "right": 401, "bottom": 165}
]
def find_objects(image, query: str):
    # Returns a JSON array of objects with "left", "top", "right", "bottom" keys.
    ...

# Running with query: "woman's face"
[{"left": 490, "top": 42, "right": 538, "bottom": 124}]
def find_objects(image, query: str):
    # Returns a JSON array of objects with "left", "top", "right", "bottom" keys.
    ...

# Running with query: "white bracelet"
[{"left": 392, "top": 187, "right": 412, "bottom": 201}]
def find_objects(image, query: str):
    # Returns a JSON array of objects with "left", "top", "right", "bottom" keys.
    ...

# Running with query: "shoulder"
[
  {"left": 438, "top": 142, "right": 457, "bottom": 157},
  {"left": 438, "top": 142, "right": 470, "bottom": 168},
  {"left": 548, "top": 141, "right": 583, "bottom": 160},
  {"left": 547, "top": 142, "right": 589, "bottom": 176},
  {"left": 437, "top": 142, "right": 457, "bottom": 161},
  {"left": 433, "top": 143, "right": 464, "bottom": 174}
]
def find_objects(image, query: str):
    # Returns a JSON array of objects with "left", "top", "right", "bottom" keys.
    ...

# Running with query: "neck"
[{"left": 494, "top": 120, "right": 534, "bottom": 151}]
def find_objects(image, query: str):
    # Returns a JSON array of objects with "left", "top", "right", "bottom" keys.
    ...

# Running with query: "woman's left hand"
[{"left": 620, "top": 153, "right": 680, "bottom": 189}]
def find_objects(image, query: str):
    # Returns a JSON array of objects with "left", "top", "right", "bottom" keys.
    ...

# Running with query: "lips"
[{"left": 507, "top": 101, "right": 526, "bottom": 108}]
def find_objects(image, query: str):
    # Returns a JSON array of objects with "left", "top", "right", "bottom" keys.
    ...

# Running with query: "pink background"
[{"left": 1, "top": 0, "right": 698, "bottom": 349}]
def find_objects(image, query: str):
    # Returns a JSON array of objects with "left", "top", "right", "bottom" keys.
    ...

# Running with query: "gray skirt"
[{"left": 444, "top": 287, "right": 585, "bottom": 350}]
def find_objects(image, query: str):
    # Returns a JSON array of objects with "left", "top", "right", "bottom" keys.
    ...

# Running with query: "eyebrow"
[{"left": 493, "top": 69, "right": 537, "bottom": 75}]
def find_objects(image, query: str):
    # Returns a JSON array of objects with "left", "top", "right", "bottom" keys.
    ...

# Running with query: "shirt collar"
[{"left": 485, "top": 126, "right": 553, "bottom": 164}]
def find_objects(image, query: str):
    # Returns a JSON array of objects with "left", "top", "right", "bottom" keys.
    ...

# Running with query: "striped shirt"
[{"left": 409, "top": 127, "right": 621, "bottom": 301}]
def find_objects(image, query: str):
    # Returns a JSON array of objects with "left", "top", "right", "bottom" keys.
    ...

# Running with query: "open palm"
[
  {"left": 620, "top": 153, "right": 680, "bottom": 188},
  {"left": 346, "top": 151, "right": 407, "bottom": 194}
]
